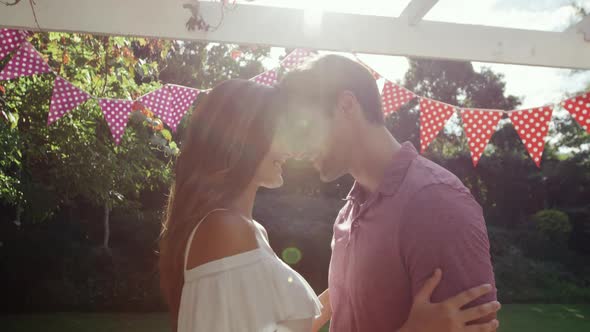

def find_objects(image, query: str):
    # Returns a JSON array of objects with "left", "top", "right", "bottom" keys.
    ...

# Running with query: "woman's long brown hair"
[{"left": 158, "top": 80, "right": 280, "bottom": 330}]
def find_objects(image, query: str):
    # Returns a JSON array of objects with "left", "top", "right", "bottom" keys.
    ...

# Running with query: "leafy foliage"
[
  {"left": 532, "top": 209, "right": 573, "bottom": 240},
  {"left": 0, "top": 33, "right": 270, "bottom": 222}
]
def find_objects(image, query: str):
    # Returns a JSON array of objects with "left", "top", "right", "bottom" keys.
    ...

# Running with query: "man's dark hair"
[{"left": 278, "top": 54, "right": 384, "bottom": 125}]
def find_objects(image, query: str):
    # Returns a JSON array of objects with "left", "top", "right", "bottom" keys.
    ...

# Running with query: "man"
[{"left": 278, "top": 55, "right": 497, "bottom": 331}]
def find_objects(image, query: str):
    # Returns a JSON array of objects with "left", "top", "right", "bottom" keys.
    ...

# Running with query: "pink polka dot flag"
[
  {"left": 0, "top": 41, "right": 53, "bottom": 81},
  {"left": 98, "top": 99, "right": 134, "bottom": 145},
  {"left": 138, "top": 86, "right": 172, "bottom": 121},
  {"left": 0, "top": 29, "right": 28, "bottom": 61},
  {"left": 460, "top": 109, "right": 503, "bottom": 166},
  {"left": 281, "top": 49, "right": 315, "bottom": 70},
  {"left": 419, "top": 98, "right": 456, "bottom": 153},
  {"left": 508, "top": 106, "right": 553, "bottom": 168},
  {"left": 48, "top": 76, "right": 91, "bottom": 125},
  {"left": 381, "top": 80, "right": 416, "bottom": 114},
  {"left": 166, "top": 85, "right": 199, "bottom": 132},
  {"left": 252, "top": 69, "right": 278, "bottom": 87},
  {"left": 562, "top": 92, "right": 590, "bottom": 134}
]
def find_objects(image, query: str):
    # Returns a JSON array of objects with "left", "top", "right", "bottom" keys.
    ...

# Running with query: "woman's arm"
[
  {"left": 311, "top": 289, "right": 331, "bottom": 332},
  {"left": 398, "top": 269, "right": 500, "bottom": 332}
]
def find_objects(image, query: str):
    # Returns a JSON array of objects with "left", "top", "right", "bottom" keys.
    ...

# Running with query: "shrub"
[{"left": 531, "top": 209, "right": 572, "bottom": 241}]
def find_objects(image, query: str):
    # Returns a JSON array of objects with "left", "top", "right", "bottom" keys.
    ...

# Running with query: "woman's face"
[{"left": 253, "top": 136, "right": 291, "bottom": 189}]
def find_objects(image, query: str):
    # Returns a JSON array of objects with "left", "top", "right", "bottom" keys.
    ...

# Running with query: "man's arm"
[{"left": 400, "top": 184, "right": 497, "bottom": 326}]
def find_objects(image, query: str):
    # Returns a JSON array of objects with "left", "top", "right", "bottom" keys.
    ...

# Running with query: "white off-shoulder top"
[{"left": 177, "top": 209, "right": 322, "bottom": 332}]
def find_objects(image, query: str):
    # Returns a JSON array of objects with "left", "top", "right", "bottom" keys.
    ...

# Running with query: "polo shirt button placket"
[{"left": 346, "top": 220, "right": 360, "bottom": 248}]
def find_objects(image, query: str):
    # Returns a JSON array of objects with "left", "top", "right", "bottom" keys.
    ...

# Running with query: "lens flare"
[{"left": 282, "top": 247, "right": 303, "bottom": 265}]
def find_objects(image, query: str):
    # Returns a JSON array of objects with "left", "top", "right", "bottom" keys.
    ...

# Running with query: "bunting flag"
[
  {"left": 166, "top": 85, "right": 199, "bottom": 132},
  {"left": 98, "top": 99, "right": 134, "bottom": 145},
  {"left": 562, "top": 92, "right": 590, "bottom": 133},
  {"left": 138, "top": 87, "right": 171, "bottom": 121},
  {"left": 0, "top": 42, "right": 53, "bottom": 81},
  {"left": 460, "top": 109, "right": 503, "bottom": 166},
  {"left": 281, "top": 49, "right": 316, "bottom": 70},
  {"left": 381, "top": 81, "right": 416, "bottom": 114},
  {"left": 509, "top": 106, "right": 553, "bottom": 167},
  {"left": 47, "top": 76, "right": 91, "bottom": 125},
  {"left": 230, "top": 49, "right": 243, "bottom": 60},
  {"left": 419, "top": 98, "right": 456, "bottom": 153},
  {"left": 252, "top": 69, "right": 278, "bottom": 87},
  {"left": 0, "top": 29, "right": 28, "bottom": 61}
]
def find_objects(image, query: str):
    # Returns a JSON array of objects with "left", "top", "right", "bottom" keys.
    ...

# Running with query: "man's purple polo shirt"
[{"left": 328, "top": 142, "right": 496, "bottom": 331}]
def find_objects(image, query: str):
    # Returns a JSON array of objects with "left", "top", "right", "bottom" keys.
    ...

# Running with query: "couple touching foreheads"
[{"left": 158, "top": 55, "right": 499, "bottom": 332}]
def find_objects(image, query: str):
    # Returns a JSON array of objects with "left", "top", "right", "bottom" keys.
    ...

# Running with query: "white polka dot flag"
[
  {"left": 138, "top": 86, "right": 172, "bottom": 121},
  {"left": 562, "top": 92, "right": 590, "bottom": 134},
  {"left": 166, "top": 85, "right": 199, "bottom": 132},
  {"left": 252, "top": 69, "right": 278, "bottom": 87},
  {"left": 508, "top": 106, "right": 553, "bottom": 168},
  {"left": 460, "top": 109, "right": 503, "bottom": 166},
  {"left": 98, "top": 99, "right": 134, "bottom": 145},
  {"left": 0, "top": 41, "right": 53, "bottom": 81},
  {"left": 0, "top": 29, "right": 28, "bottom": 61},
  {"left": 280, "top": 49, "right": 315, "bottom": 70},
  {"left": 381, "top": 80, "right": 416, "bottom": 114},
  {"left": 419, "top": 98, "right": 456, "bottom": 153},
  {"left": 48, "top": 76, "right": 91, "bottom": 125}
]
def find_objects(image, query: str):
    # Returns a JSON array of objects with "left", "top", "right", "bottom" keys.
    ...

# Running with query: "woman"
[{"left": 159, "top": 79, "right": 500, "bottom": 332}]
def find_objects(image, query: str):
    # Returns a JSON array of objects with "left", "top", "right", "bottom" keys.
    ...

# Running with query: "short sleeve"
[
  {"left": 400, "top": 184, "right": 497, "bottom": 308},
  {"left": 178, "top": 250, "right": 321, "bottom": 332}
]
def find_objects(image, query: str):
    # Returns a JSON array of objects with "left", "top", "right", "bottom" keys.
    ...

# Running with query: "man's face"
[{"left": 280, "top": 101, "right": 352, "bottom": 182}]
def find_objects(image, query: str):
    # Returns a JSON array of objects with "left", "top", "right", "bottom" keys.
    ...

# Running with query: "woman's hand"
[
  {"left": 399, "top": 269, "right": 500, "bottom": 332},
  {"left": 312, "top": 289, "right": 332, "bottom": 332}
]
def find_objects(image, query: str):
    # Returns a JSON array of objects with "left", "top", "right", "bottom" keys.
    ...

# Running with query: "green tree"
[{"left": 0, "top": 32, "right": 270, "bottom": 251}]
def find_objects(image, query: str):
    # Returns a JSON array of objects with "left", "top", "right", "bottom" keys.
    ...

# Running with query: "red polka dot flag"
[
  {"left": 419, "top": 98, "right": 456, "bottom": 153},
  {"left": 0, "top": 29, "right": 28, "bottom": 61},
  {"left": 460, "top": 109, "right": 503, "bottom": 166},
  {"left": 252, "top": 69, "right": 278, "bottom": 87},
  {"left": 562, "top": 92, "right": 590, "bottom": 134},
  {"left": 0, "top": 41, "right": 52, "bottom": 81},
  {"left": 381, "top": 80, "right": 416, "bottom": 114},
  {"left": 98, "top": 99, "right": 134, "bottom": 145},
  {"left": 166, "top": 85, "right": 199, "bottom": 132},
  {"left": 281, "top": 49, "right": 315, "bottom": 70},
  {"left": 138, "top": 87, "right": 172, "bottom": 123},
  {"left": 508, "top": 106, "right": 553, "bottom": 168},
  {"left": 48, "top": 76, "right": 91, "bottom": 125}
]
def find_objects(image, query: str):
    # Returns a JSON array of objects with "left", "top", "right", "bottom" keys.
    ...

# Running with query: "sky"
[{"left": 254, "top": 0, "right": 590, "bottom": 109}]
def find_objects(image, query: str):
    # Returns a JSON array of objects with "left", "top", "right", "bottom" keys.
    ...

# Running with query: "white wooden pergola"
[{"left": 1, "top": 0, "right": 590, "bottom": 69}]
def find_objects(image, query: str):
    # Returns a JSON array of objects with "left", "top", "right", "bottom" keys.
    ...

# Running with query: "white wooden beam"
[
  {"left": 399, "top": 0, "right": 439, "bottom": 25},
  {"left": 1, "top": 0, "right": 590, "bottom": 69}
]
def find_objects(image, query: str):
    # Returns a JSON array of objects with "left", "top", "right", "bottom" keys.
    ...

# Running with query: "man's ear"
[{"left": 337, "top": 90, "right": 359, "bottom": 118}]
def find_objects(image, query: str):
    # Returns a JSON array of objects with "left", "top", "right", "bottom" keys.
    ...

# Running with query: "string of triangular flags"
[
  {"left": 0, "top": 30, "right": 316, "bottom": 146},
  {"left": 383, "top": 86, "right": 585, "bottom": 168},
  {"left": 0, "top": 29, "right": 202, "bottom": 146},
  {"left": 366, "top": 56, "right": 587, "bottom": 168},
  {"left": 1, "top": 29, "right": 588, "bottom": 167}
]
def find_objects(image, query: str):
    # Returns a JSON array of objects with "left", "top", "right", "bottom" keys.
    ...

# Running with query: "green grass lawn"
[{"left": 1, "top": 304, "right": 589, "bottom": 332}]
